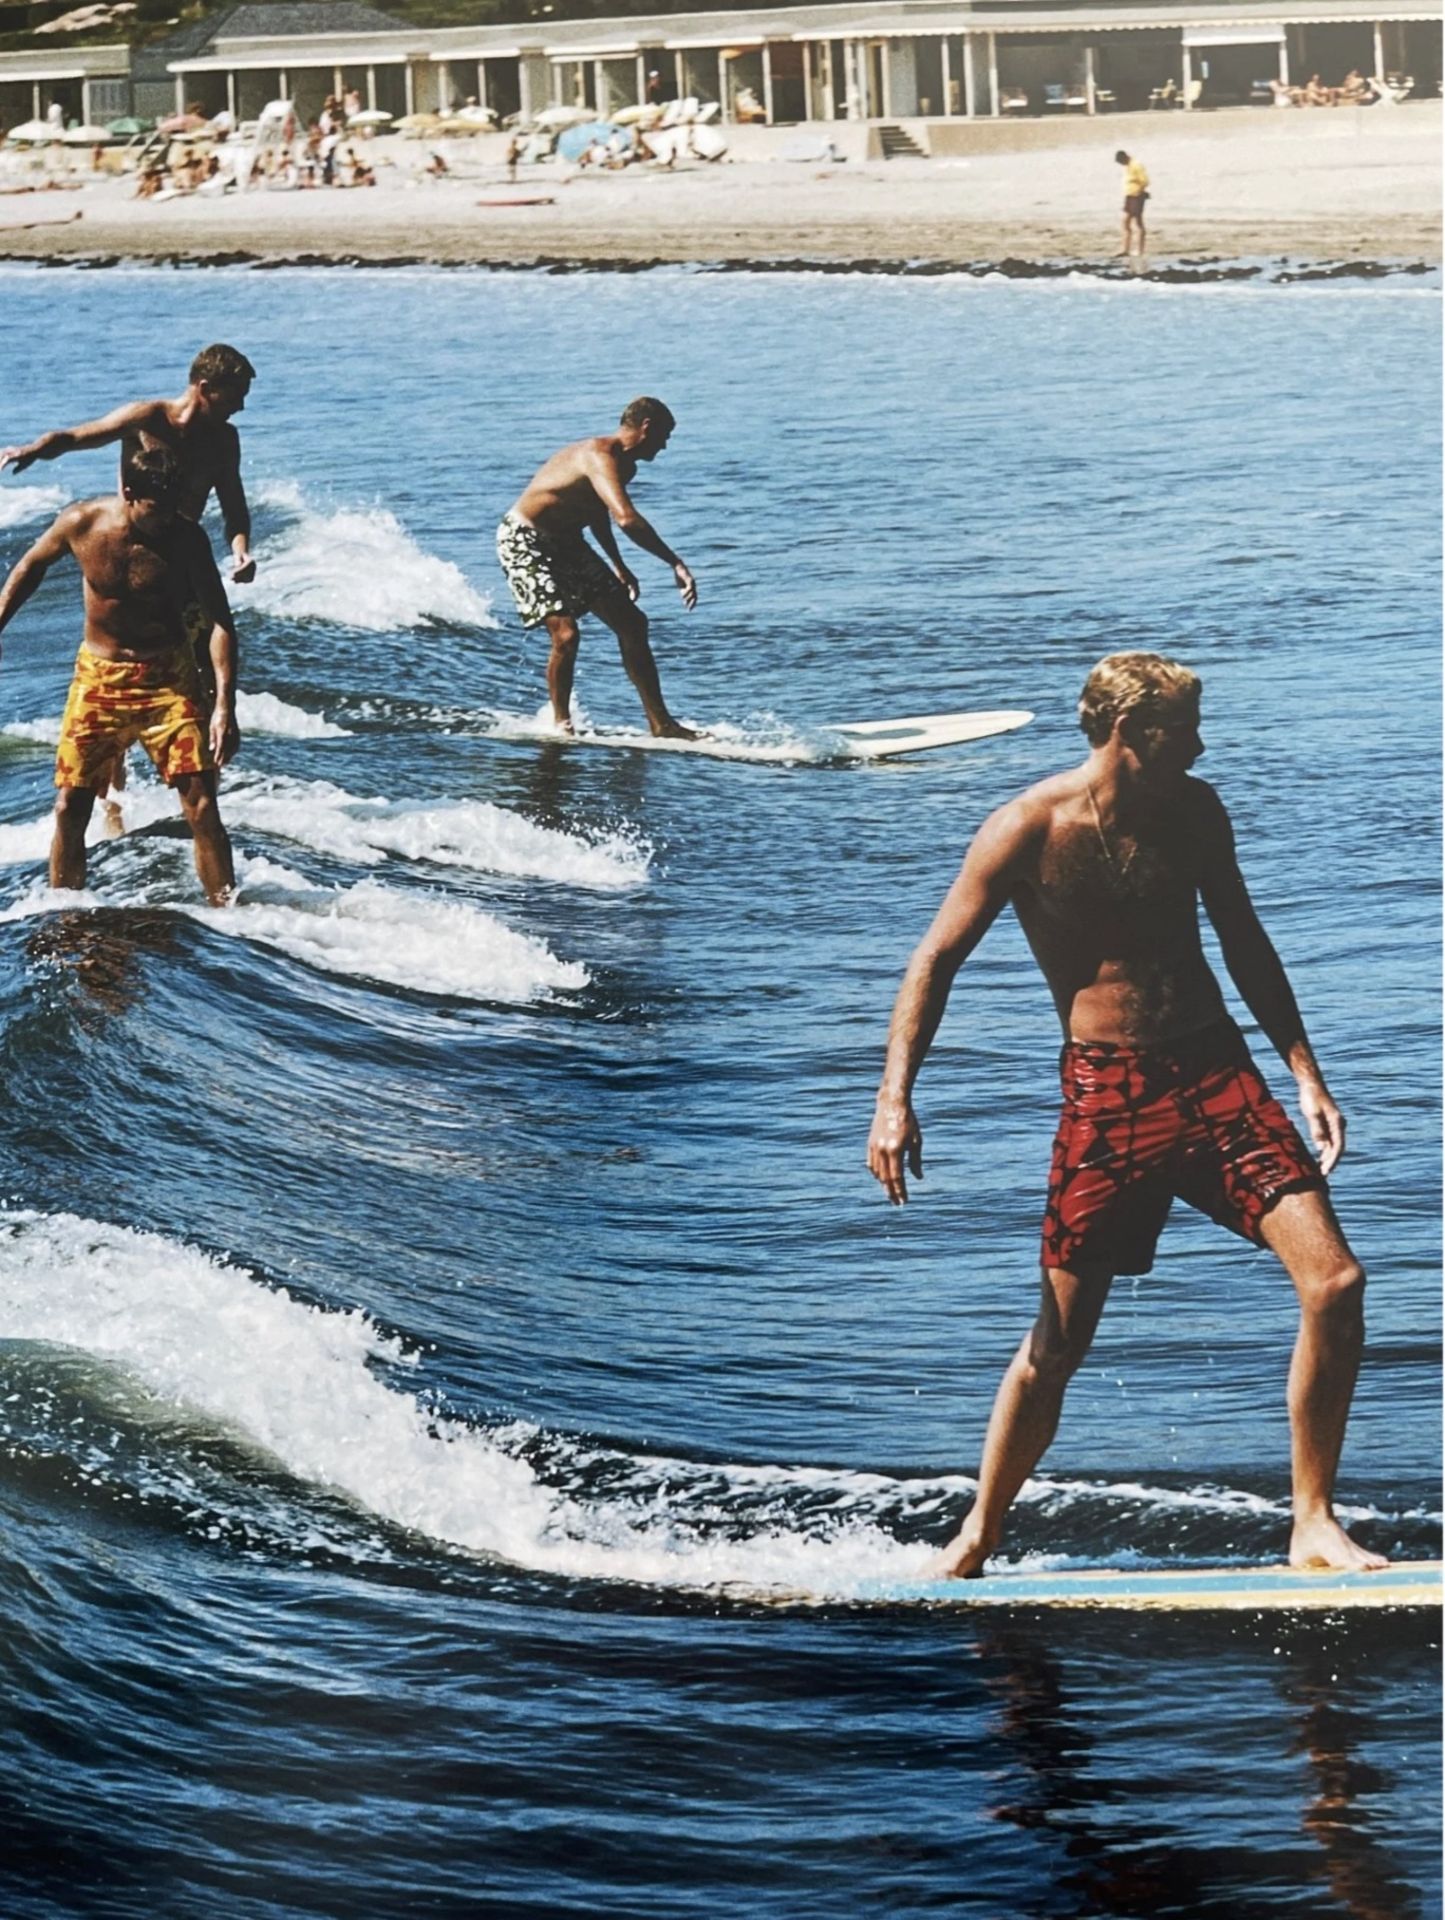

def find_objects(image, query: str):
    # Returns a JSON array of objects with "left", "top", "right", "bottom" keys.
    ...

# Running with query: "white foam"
[
  {"left": 202, "top": 856, "right": 588, "bottom": 1002},
  {"left": 235, "top": 690, "right": 351, "bottom": 739},
  {"left": 0, "top": 853, "right": 586, "bottom": 1004},
  {"left": 0, "top": 772, "right": 649, "bottom": 890},
  {"left": 223, "top": 770, "right": 647, "bottom": 886},
  {"left": 0, "top": 1208, "right": 930, "bottom": 1594},
  {"left": 1, "top": 714, "right": 61, "bottom": 746},
  {"left": 0, "top": 1208, "right": 1422, "bottom": 1597},
  {"left": 0, "top": 482, "right": 65, "bottom": 531},
  {"left": 5, "top": 691, "right": 347, "bottom": 749},
  {"left": 0, "top": 782, "right": 179, "bottom": 868},
  {"left": 486, "top": 702, "right": 838, "bottom": 765},
  {"left": 240, "top": 483, "right": 496, "bottom": 631}
]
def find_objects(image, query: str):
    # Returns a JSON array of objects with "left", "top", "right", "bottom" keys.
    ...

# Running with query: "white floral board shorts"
[{"left": 495, "top": 513, "right": 626, "bottom": 629}]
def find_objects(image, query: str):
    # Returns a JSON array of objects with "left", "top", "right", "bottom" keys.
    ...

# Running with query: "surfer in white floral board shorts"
[{"left": 496, "top": 397, "right": 698, "bottom": 738}]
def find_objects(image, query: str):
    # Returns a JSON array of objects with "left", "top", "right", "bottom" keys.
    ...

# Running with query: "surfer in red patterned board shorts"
[
  {"left": 866, "top": 652, "right": 1388, "bottom": 1579},
  {"left": 0, "top": 445, "right": 239, "bottom": 905}
]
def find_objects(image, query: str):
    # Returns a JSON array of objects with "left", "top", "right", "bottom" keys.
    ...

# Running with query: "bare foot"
[
  {"left": 1289, "top": 1514, "right": 1389, "bottom": 1572},
  {"left": 651, "top": 718, "right": 698, "bottom": 741},
  {"left": 551, "top": 714, "right": 575, "bottom": 736},
  {"left": 932, "top": 1525, "right": 993, "bottom": 1580}
]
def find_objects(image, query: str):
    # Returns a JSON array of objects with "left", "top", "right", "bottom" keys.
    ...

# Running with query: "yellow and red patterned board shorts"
[{"left": 55, "top": 645, "right": 213, "bottom": 792}]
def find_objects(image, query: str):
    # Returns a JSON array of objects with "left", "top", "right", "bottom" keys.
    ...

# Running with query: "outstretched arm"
[
  {"left": 0, "top": 399, "right": 162, "bottom": 476},
  {"left": 212, "top": 424, "right": 254, "bottom": 582},
  {"left": 1195, "top": 783, "right": 1345, "bottom": 1173},
  {"left": 586, "top": 445, "right": 697, "bottom": 609},
  {"left": 867, "top": 798, "right": 1037, "bottom": 1203},
  {"left": 0, "top": 507, "right": 81, "bottom": 644},
  {"left": 183, "top": 524, "right": 240, "bottom": 766}
]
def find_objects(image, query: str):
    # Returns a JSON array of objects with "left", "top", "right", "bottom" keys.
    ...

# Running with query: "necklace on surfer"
[{"left": 1086, "top": 781, "right": 1139, "bottom": 894}]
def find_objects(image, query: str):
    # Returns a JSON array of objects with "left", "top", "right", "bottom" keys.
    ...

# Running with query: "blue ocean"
[{"left": 0, "top": 266, "right": 1438, "bottom": 1917}]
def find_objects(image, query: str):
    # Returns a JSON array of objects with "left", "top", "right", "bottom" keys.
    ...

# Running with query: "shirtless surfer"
[
  {"left": 1, "top": 342, "right": 255, "bottom": 821},
  {"left": 497, "top": 397, "right": 697, "bottom": 738},
  {"left": 866, "top": 652, "right": 1386, "bottom": 1579},
  {"left": 0, "top": 342, "right": 256, "bottom": 587},
  {"left": 0, "top": 446, "right": 239, "bottom": 904}
]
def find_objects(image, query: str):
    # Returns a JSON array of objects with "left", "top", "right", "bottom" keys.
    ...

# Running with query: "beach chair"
[
  {"left": 1178, "top": 78, "right": 1204, "bottom": 108},
  {"left": 1042, "top": 83, "right": 1068, "bottom": 112},
  {"left": 1148, "top": 80, "right": 1178, "bottom": 109},
  {"left": 1064, "top": 83, "right": 1088, "bottom": 111},
  {"left": 1001, "top": 87, "right": 1029, "bottom": 114},
  {"left": 1092, "top": 85, "right": 1117, "bottom": 110}
]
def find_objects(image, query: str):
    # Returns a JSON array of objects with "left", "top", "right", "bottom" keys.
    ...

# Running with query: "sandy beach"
[{"left": 0, "top": 103, "right": 1438, "bottom": 270}]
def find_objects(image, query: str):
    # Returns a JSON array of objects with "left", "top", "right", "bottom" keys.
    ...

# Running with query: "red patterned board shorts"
[
  {"left": 55, "top": 645, "right": 213, "bottom": 793},
  {"left": 1040, "top": 1020, "right": 1325, "bottom": 1276}
]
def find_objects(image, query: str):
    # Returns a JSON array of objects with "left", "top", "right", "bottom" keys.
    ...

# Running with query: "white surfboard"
[
  {"left": 486, "top": 709, "right": 1034, "bottom": 766},
  {"left": 841, "top": 1561, "right": 1442, "bottom": 1613}
]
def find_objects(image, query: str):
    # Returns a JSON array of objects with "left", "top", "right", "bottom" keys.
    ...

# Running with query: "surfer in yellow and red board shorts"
[
  {"left": 866, "top": 652, "right": 1388, "bottom": 1581},
  {"left": 0, "top": 445, "right": 240, "bottom": 905},
  {"left": 0, "top": 343, "right": 256, "bottom": 825}
]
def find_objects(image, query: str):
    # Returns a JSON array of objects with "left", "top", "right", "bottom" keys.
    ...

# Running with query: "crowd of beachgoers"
[{"left": 0, "top": 83, "right": 751, "bottom": 204}]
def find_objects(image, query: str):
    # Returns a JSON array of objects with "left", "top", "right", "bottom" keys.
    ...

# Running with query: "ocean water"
[{"left": 0, "top": 266, "right": 1438, "bottom": 1917}]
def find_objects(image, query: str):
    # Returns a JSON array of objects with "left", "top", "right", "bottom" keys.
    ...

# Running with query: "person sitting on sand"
[
  {"left": 426, "top": 149, "right": 450, "bottom": 177},
  {"left": 1303, "top": 73, "right": 1335, "bottom": 105},
  {"left": 345, "top": 147, "right": 376, "bottom": 187},
  {"left": 0, "top": 446, "right": 240, "bottom": 905},
  {"left": 867, "top": 651, "right": 1388, "bottom": 1582},
  {"left": 495, "top": 397, "right": 698, "bottom": 739}
]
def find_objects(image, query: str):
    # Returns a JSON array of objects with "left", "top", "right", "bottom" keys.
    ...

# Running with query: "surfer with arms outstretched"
[
  {"left": 497, "top": 397, "right": 697, "bottom": 739},
  {"left": 867, "top": 653, "right": 1387, "bottom": 1580}
]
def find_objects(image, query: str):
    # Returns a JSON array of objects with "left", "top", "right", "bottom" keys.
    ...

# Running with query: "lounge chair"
[
  {"left": 1001, "top": 87, "right": 1029, "bottom": 114},
  {"left": 1042, "top": 83, "right": 1067, "bottom": 111},
  {"left": 1092, "top": 85, "right": 1116, "bottom": 110},
  {"left": 1148, "top": 79, "right": 1178, "bottom": 109}
]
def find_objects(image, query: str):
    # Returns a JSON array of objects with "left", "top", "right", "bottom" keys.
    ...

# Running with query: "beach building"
[
  {"left": 0, "top": 41, "right": 130, "bottom": 130},
  {"left": 0, "top": 0, "right": 1438, "bottom": 130}
]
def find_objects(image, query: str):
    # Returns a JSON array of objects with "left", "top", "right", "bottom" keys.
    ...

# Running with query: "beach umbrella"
[
  {"left": 534, "top": 104, "right": 593, "bottom": 130},
  {"left": 556, "top": 119, "right": 624, "bottom": 162},
  {"left": 61, "top": 123, "right": 116, "bottom": 145},
  {"left": 106, "top": 115, "right": 154, "bottom": 137},
  {"left": 5, "top": 119, "right": 59, "bottom": 145},
  {"left": 347, "top": 108, "right": 393, "bottom": 128}
]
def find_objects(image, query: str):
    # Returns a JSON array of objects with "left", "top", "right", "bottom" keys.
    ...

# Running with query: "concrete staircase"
[{"left": 877, "top": 123, "right": 928, "bottom": 159}]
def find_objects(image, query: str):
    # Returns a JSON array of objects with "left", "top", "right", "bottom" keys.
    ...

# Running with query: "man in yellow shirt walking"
[{"left": 1115, "top": 150, "right": 1150, "bottom": 256}]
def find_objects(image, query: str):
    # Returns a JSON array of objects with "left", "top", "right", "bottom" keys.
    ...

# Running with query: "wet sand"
[{"left": 0, "top": 105, "right": 1437, "bottom": 269}]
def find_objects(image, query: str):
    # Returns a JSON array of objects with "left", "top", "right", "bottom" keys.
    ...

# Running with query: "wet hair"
[
  {"left": 189, "top": 343, "right": 255, "bottom": 390},
  {"left": 122, "top": 444, "right": 181, "bottom": 503},
  {"left": 1078, "top": 652, "right": 1200, "bottom": 745},
  {"left": 1115, "top": 150, "right": 1130, "bottom": 164},
  {"left": 620, "top": 396, "right": 675, "bottom": 434}
]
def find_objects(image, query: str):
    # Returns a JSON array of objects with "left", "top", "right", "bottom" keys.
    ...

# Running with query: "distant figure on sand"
[
  {"left": 0, "top": 446, "right": 239, "bottom": 904},
  {"left": 497, "top": 397, "right": 698, "bottom": 738},
  {"left": 867, "top": 652, "right": 1387, "bottom": 1580},
  {"left": 1115, "top": 149, "right": 1149, "bottom": 255}
]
